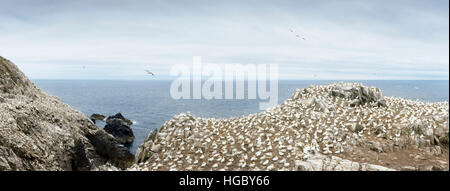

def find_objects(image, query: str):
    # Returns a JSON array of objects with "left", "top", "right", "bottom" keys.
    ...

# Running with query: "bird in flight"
[
  {"left": 144, "top": 70, "right": 155, "bottom": 76},
  {"left": 295, "top": 34, "right": 306, "bottom": 40},
  {"left": 291, "top": 29, "right": 306, "bottom": 40}
]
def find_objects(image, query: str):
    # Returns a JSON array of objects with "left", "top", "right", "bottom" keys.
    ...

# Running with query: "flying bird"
[
  {"left": 295, "top": 34, "right": 306, "bottom": 40},
  {"left": 290, "top": 29, "right": 306, "bottom": 40},
  {"left": 145, "top": 70, "right": 155, "bottom": 76}
]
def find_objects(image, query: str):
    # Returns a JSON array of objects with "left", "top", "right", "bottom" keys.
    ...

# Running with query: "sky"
[{"left": 0, "top": 0, "right": 448, "bottom": 80}]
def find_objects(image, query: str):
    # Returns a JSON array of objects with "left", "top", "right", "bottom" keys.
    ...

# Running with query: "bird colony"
[{"left": 132, "top": 82, "right": 449, "bottom": 171}]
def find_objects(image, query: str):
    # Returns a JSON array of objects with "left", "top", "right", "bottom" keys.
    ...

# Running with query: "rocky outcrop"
[
  {"left": 104, "top": 113, "right": 135, "bottom": 145},
  {"left": 330, "top": 83, "right": 387, "bottom": 107},
  {"left": 104, "top": 119, "right": 135, "bottom": 145},
  {"left": 132, "top": 82, "right": 448, "bottom": 171},
  {"left": 85, "top": 130, "right": 134, "bottom": 169},
  {"left": 106, "top": 113, "right": 133, "bottom": 126},
  {"left": 0, "top": 56, "right": 133, "bottom": 170}
]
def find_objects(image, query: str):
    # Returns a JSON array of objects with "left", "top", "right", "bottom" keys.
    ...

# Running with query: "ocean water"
[{"left": 32, "top": 80, "right": 449, "bottom": 153}]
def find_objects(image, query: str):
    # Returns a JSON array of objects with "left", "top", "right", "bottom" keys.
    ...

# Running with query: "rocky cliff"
[
  {"left": 132, "top": 83, "right": 449, "bottom": 171},
  {"left": 0, "top": 56, "right": 133, "bottom": 170}
]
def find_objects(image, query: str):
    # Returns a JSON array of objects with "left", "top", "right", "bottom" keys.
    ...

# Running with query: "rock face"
[
  {"left": 85, "top": 130, "right": 134, "bottom": 169},
  {"left": 132, "top": 82, "right": 448, "bottom": 171},
  {"left": 104, "top": 117, "right": 135, "bottom": 145},
  {"left": 330, "top": 83, "right": 387, "bottom": 107},
  {"left": 0, "top": 56, "right": 133, "bottom": 170},
  {"left": 106, "top": 113, "right": 133, "bottom": 126}
]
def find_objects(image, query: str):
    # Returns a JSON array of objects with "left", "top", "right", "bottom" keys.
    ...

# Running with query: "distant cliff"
[{"left": 0, "top": 56, "right": 133, "bottom": 170}]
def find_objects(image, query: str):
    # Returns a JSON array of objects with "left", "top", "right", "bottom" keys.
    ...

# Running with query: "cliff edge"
[{"left": 0, "top": 56, "right": 133, "bottom": 170}]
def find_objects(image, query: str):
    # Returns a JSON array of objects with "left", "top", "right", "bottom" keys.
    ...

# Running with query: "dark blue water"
[{"left": 32, "top": 80, "right": 449, "bottom": 153}]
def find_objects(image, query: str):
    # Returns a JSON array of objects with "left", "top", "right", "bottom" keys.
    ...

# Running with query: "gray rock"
[
  {"left": 85, "top": 130, "right": 135, "bottom": 169},
  {"left": 0, "top": 56, "right": 131, "bottom": 171},
  {"left": 330, "top": 83, "right": 387, "bottom": 107},
  {"left": 106, "top": 113, "right": 133, "bottom": 126},
  {"left": 104, "top": 118, "right": 135, "bottom": 145}
]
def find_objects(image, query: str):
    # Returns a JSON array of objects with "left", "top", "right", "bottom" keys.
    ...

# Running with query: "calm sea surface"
[{"left": 32, "top": 80, "right": 449, "bottom": 153}]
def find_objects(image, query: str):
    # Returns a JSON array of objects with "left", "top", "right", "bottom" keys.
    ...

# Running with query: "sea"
[{"left": 32, "top": 80, "right": 449, "bottom": 153}]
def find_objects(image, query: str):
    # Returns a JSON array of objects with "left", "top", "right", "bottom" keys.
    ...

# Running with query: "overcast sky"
[{"left": 0, "top": 0, "right": 448, "bottom": 80}]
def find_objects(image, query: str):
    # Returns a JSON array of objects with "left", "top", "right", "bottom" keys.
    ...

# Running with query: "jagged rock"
[
  {"left": 71, "top": 139, "right": 92, "bottom": 171},
  {"left": 85, "top": 130, "right": 134, "bottom": 169},
  {"left": 106, "top": 113, "right": 133, "bottom": 126},
  {"left": 104, "top": 118, "right": 135, "bottom": 145},
  {"left": 330, "top": 83, "right": 387, "bottom": 107},
  {"left": 0, "top": 56, "right": 131, "bottom": 171}
]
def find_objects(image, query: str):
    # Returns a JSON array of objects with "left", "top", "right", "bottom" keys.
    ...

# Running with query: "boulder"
[
  {"left": 85, "top": 130, "right": 135, "bottom": 169},
  {"left": 106, "top": 113, "right": 133, "bottom": 126},
  {"left": 104, "top": 118, "right": 135, "bottom": 145}
]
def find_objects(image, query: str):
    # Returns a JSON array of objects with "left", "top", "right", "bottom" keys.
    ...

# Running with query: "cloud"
[{"left": 0, "top": 0, "right": 448, "bottom": 80}]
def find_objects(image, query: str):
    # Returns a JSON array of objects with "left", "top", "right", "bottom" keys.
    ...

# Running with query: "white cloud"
[{"left": 0, "top": 0, "right": 448, "bottom": 80}]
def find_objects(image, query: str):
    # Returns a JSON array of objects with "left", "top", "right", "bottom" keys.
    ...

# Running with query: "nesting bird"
[{"left": 132, "top": 83, "right": 449, "bottom": 171}]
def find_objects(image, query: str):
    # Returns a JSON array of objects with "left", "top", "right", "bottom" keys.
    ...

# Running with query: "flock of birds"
[{"left": 131, "top": 83, "right": 449, "bottom": 171}]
